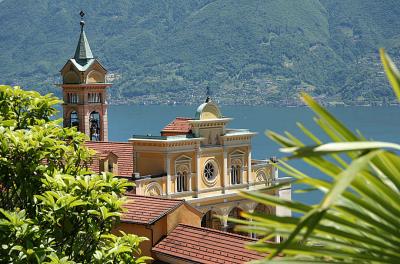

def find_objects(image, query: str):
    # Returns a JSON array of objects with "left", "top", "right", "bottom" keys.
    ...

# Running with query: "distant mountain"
[{"left": 1, "top": 0, "right": 400, "bottom": 105}]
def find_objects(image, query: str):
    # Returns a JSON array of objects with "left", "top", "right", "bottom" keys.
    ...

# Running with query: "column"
[
  {"left": 247, "top": 208, "right": 255, "bottom": 238},
  {"left": 247, "top": 148, "right": 252, "bottom": 188},
  {"left": 174, "top": 174, "right": 177, "bottom": 193},
  {"left": 166, "top": 154, "right": 171, "bottom": 196},
  {"left": 223, "top": 149, "right": 228, "bottom": 193},
  {"left": 220, "top": 208, "right": 230, "bottom": 232},
  {"left": 248, "top": 218, "right": 254, "bottom": 238},
  {"left": 102, "top": 105, "right": 108, "bottom": 141},
  {"left": 188, "top": 173, "right": 192, "bottom": 192},
  {"left": 196, "top": 149, "right": 201, "bottom": 197},
  {"left": 273, "top": 165, "right": 279, "bottom": 180},
  {"left": 136, "top": 182, "right": 142, "bottom": 195},
  {"left": 83, "top": 106, "right": 90, "bottom": 138}
]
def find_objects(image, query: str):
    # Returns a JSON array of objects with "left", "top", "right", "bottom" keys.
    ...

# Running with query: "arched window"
[
  {"left": 176, "top": 165, "right": 189, "bottom": 192},
  {"left": 70, "top": 111, "right": 79, "bottom": 129},
  {"left": 227, "top": 207, "right": 245, "bottom": 235},
  {"left": 231, "top": 165, "right": 240, "bottom": 184},
  {"left": 230, "top": 159, "right": 242, "bottom": 185},
  {"left": 254, "top": 203, "right": 273, "bottom": 239},
  {"left": 201, "top": 210, "right": 221, "bottom": 230},
  {"left": 89, "top": 111, "right": 100, "bottom": 141},
  {"left": 176, "top": 171, "right": 186, "bottom": 192}
]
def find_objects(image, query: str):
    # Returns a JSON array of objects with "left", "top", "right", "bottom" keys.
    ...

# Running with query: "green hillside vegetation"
[{"left": 1, "top": 0, "right": 400, "bottom": 105}]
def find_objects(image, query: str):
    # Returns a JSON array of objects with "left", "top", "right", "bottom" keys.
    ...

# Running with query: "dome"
[{"left": 195, "top": 101, "right": 222, "bottom": 120}]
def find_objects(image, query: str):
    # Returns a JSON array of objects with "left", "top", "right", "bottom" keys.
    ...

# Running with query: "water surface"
[{"left": 108, "top": 105, "right": 400, "bottom": 205}]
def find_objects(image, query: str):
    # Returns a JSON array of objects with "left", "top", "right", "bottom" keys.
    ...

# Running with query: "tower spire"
[{"left": 74, "top": 10, "right": 94, "bottom": 61}]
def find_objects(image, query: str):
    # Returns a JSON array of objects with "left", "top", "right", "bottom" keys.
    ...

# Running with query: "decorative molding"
[{"left": 144, "top": 182, "right": 163, "bottom": 196}]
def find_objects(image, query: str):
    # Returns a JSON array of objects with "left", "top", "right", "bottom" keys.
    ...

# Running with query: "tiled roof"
[
  {"left": 152, "top": 224, "right": 265, "bottom": 264},
  {"left": 121, "top": 194, "right": 184, "bottom": 225},
  {"left": 85, "top": 141, "right": 133, "bottom": 178},
  {"left": 161, "top": 117, "right": 192, "bottom": 136}
]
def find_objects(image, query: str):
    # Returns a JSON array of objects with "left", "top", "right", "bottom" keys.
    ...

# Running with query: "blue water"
[{"left": 107, "top": 105, "right": 400, "bottom": 205}]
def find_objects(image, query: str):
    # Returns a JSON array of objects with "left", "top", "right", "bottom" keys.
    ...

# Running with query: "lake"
[{"left": 107, "top": 105, "right": 400, "bottom": 205}]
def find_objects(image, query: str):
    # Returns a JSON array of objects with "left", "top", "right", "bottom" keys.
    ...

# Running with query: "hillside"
[{"left": 1, "top": 0, "right": 400, "bottom": 105}]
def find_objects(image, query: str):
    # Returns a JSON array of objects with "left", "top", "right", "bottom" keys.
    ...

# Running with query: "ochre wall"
[
  {"left": 113, "top": 203, "right": 202, "bottom": 261},
  {"left": 136, "top": 152, "right": 165, "bottom": 176},
  {"left": 113, "top": 220, "right": 167, "bottom": 260},
  {"left": 167, "top": 204, "right": 202, "bottom": 232},
  {"left": 112, "top": 223, "right": 153, "bottom": 258},
  {"left": 152, "top": 217, "right": 167, "bottom": 248}
]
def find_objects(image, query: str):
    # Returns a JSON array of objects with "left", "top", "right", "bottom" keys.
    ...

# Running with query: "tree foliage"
[
  {"left": 0, "top": 86, "right": 150, "bottom": 263},
  {"left": 233, "top": 50, "right": 400, "bottom": 263}
]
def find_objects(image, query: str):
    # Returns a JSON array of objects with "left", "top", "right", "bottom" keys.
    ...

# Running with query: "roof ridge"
[
  {"left": 175, "top": 117, "right": 193, "bottom": 120},
  {"left": 176, "top": 224, "right": 257, "bottom": 241},
  {"left": 85, "top": 141, "right": 131, "bottom": 145},
  {"left": 122, "top": 195, "right": 186, "bottom": 225}
]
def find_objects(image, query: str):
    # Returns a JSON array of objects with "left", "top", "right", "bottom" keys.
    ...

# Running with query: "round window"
[{"left": 203, "top": 161, "right": 217, "bottom": 182}]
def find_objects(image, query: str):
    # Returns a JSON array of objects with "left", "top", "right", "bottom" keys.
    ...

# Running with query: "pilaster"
[
  {"left": 166, "top": 154, "right": 171, "bottom": 196},
  {"left": 247, "top": 147, "right": 252, "bottom": 188},
  {"left": 195, "top": 149, "right": 201, "bottom": 197}
]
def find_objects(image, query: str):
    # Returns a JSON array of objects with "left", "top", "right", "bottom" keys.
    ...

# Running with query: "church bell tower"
[{"left": 60, "top": 11, "right": 110, "bottom": 141}]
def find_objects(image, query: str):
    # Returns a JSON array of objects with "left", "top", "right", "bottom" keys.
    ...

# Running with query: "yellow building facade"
[{"left": 131, "top": 99, "right": 291, "bottom": 232}]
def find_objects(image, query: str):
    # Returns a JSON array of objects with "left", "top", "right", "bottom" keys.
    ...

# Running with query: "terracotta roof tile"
[
  {"left": 121, "top": 194, "right": 184, "bottom": 225},
  {"left": 161, "top": 117, "right": 192, "bottom": 136},
  {"left": 85, "top": 141, "right": 133, "bottom": 178},
  {"left": 152, "top": 224, "right": 265, "bottom": 264}
]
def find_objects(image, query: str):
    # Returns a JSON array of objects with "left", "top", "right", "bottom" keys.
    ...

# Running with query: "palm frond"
[{"left": 237, "top": 50, "right": 400, "bottom": 263}]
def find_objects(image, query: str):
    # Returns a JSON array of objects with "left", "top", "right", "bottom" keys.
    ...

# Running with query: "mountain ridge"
[{"left": 1, "top": 0, "right": 400, "bottom": 105}]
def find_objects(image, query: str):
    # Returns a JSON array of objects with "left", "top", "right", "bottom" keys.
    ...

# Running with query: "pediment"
[
  {"left": 175, "top": 154, "right": 192, "bottom": 163},
  {"left": 230, "top": 149, "right": 245, "bottom": 157}
]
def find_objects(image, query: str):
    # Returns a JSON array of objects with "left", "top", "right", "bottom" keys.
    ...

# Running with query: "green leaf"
[
  {"left": 380, "top": 48, "right": 400, "bottom": 101},
  {"left": 281, "top": 141, "right": 400, "bottom": 158}
]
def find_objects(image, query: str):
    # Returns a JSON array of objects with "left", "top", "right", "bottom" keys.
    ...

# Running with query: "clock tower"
[{"left": 60, "top": 11, "right": 110, "bottom": 141}]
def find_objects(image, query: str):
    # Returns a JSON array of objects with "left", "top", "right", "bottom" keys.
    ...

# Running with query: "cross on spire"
[{"left": 79, "top": 10, "right": 85, "bottom": 31}]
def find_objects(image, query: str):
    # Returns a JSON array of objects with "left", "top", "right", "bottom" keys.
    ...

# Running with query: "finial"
[
  {"left": 79, "top": 10, "right": 85, "bottom": 29},
  {"left": 205, "top": 85, "right": 211, "bottom": 102}
]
